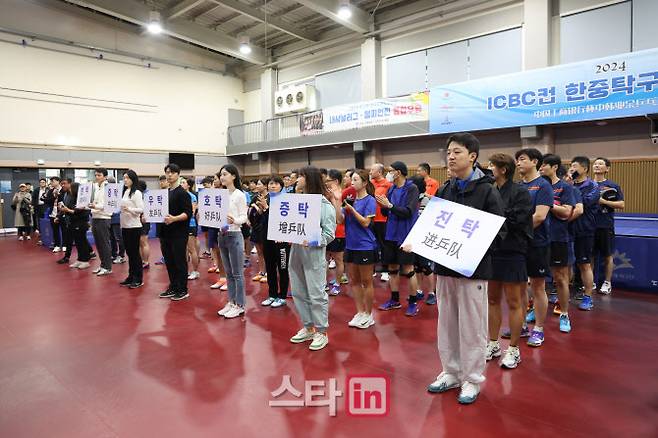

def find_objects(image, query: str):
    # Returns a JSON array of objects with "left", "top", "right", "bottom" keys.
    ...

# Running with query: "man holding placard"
[
  {"left": 157, "top": 164, "right": 193, "bottom": 301},
  {"left": 422, "top": 133, "right": 504, "bottom": 405},
  {"left": 89, "top": 169, "right": 114, "bottom": 277}
]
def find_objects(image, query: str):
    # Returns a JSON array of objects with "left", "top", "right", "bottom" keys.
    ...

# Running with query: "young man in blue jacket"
[
  {"left": 569, "top": 157, "right": 600, "bottom": 311},
  {"left": 375, "top": 161, "right": 421, "bottom": 316}
]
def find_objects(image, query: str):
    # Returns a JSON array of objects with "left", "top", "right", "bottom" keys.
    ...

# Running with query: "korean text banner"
[
  {"left": 402, "top": 197, "right": 505, "bottom": 277},
  {"left": 197, "top": 188, "right": 230, "bottom": 229},
  {"left": 429, "top": 48, "right": 658, "bottom": 134},
  {"left": 267, "top": 193, "right": 322, "bottom": 245},
  {"left": 323, "top": 92, "right": 429, "bottom": 132},
  {"left": 104, "top": 183, "right": 122, "bottom": 215},
  {"left": 143, "top": 189, "right": 169, "bottom": 223},
  {"left": 75, "top": 183, "right": 93, "bottom": 209}
]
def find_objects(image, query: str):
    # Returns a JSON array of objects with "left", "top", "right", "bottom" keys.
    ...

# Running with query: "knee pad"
[
  {"left": 401, "top": 270, "right": 415, "bottom": 279},
  {"left": 387, "top": 270, "right": 399, "bottom": 276}
]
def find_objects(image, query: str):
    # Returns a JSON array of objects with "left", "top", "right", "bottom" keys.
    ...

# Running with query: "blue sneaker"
[
  {"left": 548, "top": 293, "right": 558, "bottom": 304},
  {"left": 415, "top": 291, "right": 425, "bottom": 302},
  {"left": 405, "top": 302, "right": 420, "bottom": 317},
  {"left": 501, "top": 325, "right": 530, "bottom": 339},
  {"left": 329, "top": 283, "right": 341, "bottom": 296},
  {"left": 559, "top": 314, "right": 571, "bottom": 333},
  {"left": 378, "top": 299, "right": 402, "bottom": 311},
  {"left": 425, "top": 293, "right": 437, "bottom": 305},
  {"left": 526, "top": 309, "right": 536, "bottom": 324},
  {"left": 527, "top": 329, "right": 544, "bottom": 347},
  {"left": 578, "top": 295, "right": 593, "bottom": 311}
]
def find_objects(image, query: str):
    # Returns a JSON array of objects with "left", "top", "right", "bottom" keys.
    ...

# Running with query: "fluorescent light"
[
  {"left": 147, "top": 11, "right": 163, "bottom": 34},
  {"left": 338, "top": 0, "right": 352, "bottom": 19}
]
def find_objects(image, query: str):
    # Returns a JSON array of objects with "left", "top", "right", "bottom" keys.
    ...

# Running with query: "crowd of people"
[{"left": 14, "top": 132, "right": 625, "bottom": 405}]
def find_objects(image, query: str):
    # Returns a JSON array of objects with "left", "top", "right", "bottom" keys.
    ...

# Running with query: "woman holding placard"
[
  {"left": 338, "top": 169, "right": 378, "bottom": 330},
  {"left": 216, "top": 165, "right": 249, "bottom": 319},
  {"left": 66, "top": 182, "right": 92, "bottom": 270},
  {"left": 119, "top": 170, "right": 145, "bottom": 289},
  {"left": 288, "top": 166, "right": 336, "bottom": 351}
]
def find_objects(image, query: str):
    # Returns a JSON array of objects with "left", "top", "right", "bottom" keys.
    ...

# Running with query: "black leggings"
[
  {"left": 122, "top": 228, "right": 143, "bottom": 283},
  {"left": 72, "top": 223, "right": 90, "bottom": 262},
  {"left": 263, "top": 240, "right": 290, "bottom": 299}
]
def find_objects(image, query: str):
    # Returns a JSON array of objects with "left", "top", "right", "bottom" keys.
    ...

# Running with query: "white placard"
[
  {"left": 197, "top": 188, "right": 230, "bottom": 229},
  {"left": 143, "top": 189, "right": 169, "bottom": 223},
  {"left": 75, "top": 183, "right": 93, "bottom": 209},
  {"left": 104, "top": 183, "right": 122, "bottom": 214},
  {"left": 267, "top": 193, "right": 322, "bottom": 245},
  {"left": 402, "top": 197, "right": 505, "bottom": 277}
]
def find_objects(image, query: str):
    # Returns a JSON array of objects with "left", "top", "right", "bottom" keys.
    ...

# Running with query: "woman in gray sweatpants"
[{"left": 289, "top": 166, "right": 336, "bottom": 351}]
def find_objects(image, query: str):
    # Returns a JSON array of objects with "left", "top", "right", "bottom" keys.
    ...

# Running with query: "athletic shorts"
[
  {"left": 188, "top": 226, "right": 198, "bottom": 237},
  {"left": 594, "top": 228, "right": 614, "bottom": 258},
  {"left": 381, "top": 239, "right": 414, "bottom": 267},
  {"left": 141, "top": 222, "right": 151, "bottom": 236},
  {"left": 550, "top": 242, "right": 569, "bottom": 267},
  {"left": 492, "top": 252, "right": 527, "bottom": 283},
  {"left": 575, "top": 236, "right": 595, "bottom": 265},
  {"left": 344, "top": 249, "right": 377, "bottom": 265},
  {"left": 208, "top": 227, "right": 219, "bottom": 249},
  {"left": 526, "top": 245, "right": 550, "bottom": 278},
  {"left": 327, "top": 237, "right": 345, "bottom": 253}
]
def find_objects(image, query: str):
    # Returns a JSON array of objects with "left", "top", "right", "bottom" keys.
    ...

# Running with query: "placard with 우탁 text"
[
  {"left": 267, "top": 193, "right": 322, "bottom": 245},
  {"left": 402, "top": 197, "right": 505, "bottom": 277},
  {"left": 143, "top": 189, "right": 169, "bottom": 223},
  {"left": 197, "top": 188, "right": 230, "bottom": 229}
]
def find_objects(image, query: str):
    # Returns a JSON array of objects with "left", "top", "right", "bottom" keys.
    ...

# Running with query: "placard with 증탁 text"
[
  {"left": 197, "top": 188, "right": 230, "bottom": 229},
  {"left": 75, "top": 183, "right": 93, "bottom": 209},
  {"left": 143, "top": 189, "right": 169, "bottom": 223},
  {"left": 104, "top": 183, "right": 122, "bottom": 214},
  {"left": 402, "top": 197, "right": 505, "bottom": 277},
  {"left": 267, "top": 193, "right": 322, "bottom": 245}
]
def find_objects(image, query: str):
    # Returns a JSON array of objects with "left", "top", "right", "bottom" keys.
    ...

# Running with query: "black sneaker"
[
  {"left": 129, "top": 282, "right": 144, "bottom": 289},
  {"left": 89, "top": 252, "right": 97, "bottom": 259},
  {"left": 57, "top": 257, "right": 70, "bottom": 264},
  {"left": 171, "top": 291, "right": 190, "bottom": 301},
  {"left": 120, "top": 278, "right": 132, "bottom": 286},
  {"left": 159, "top": 290, "right": 176, "bottom": 298}
]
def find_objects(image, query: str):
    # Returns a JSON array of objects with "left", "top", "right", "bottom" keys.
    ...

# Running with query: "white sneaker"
[
  {"left": 220, "top": 284, "right": 228, "bottom": 291},
  {"left": 261, "top": 297, "right": 275, "bottom": 306},
  {"left": 113, "top": 256, "right": 125, "bottom": 264},
  {"left": 187, "top": 271, "right": 200, "bottom": 280},
  {"left": 356, "top": 313, "right": 375, "bottom": 329},
  {"left": 380, "top": 272, "right": 390, "bottom": 282},
  {"left": 77, "top": 262, "right": 91, "bottom": 270},
  {"left": 458, "top": 382, "right": 480, "bottom": 404},
  {"left": 96, "top": 268, "right": 112, "bottom": 276},
  {"left": 62, "top": 247, "right": 67, "bottom": 252},
  {"left": 270, "top": 298, "right": 286, "bottom": 308},
  {"left": 328, "top": 259, "right": 336, "bottom": 269},
  {"left": 224, "top": 305, "right": 245, "bottom": 319},
  {"left": 427, "top": 372, "right": 460, "bottom": 393},
  {"left": 309, "top": 332, "right": 329, "bottom": 350},
  {"left": 486, "top": 340, "right": 502, "bottom": 361},
  {"left": 217, "top": 302, "right": 234, "bottom": 317},
  {"left": 250, "top": 246, "right": 258, "bottom": 254},
  {"left": 52, "top": 247, "right": 61, "bottom": 253},
  {"left": 69, "top": 261, "right": 82, "bottom": 268},
  {"left": 18, "top": 236, "right": 24, "bottom": 241},
  {"left": 500, "top": 346, "right": 521, "bottom": 369},
  {"left": 92, "top": 267, "right": 102, "bottom": 274},
  {"left": 348, "top": 312, "right": 365, "bottom": 327},
  {"left": 26, "top": 236, "right": 31, "bottom": 240},
  {"left": 599, "top": 281, "right": 612, "bottom": 295},
  {"left": 290, "top": 328, "right": 314, "bottom": 344}
]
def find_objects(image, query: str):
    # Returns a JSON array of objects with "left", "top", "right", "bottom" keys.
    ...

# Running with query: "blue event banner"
[{"left": 429, "top": 48, "right": 658, "bottom": 134}]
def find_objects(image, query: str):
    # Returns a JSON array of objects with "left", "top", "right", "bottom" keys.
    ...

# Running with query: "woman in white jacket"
[{"left": 119, "top": 170, "right": 145, "bottom": 289}]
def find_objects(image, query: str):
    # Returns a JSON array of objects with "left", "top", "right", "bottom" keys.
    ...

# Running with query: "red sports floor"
[{"left": 1, "top": 237, "right": 657, "bottom": 438}]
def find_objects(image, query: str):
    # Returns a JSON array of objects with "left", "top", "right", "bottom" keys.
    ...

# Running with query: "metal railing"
[{"left": 227, "top": 120, "right": 264, "bottom": 146}]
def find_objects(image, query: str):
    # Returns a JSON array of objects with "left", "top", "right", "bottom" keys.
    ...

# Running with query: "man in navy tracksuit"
[
  {"left": 375, "top": 161, "right": 420, "bottom": 316},
  {"left": 569, "top": 156, "right": 600, "bottom": 311}
]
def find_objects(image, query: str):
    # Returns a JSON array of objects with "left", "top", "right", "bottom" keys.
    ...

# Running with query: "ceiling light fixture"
[
  {"left": 337, "top": 0, "right": 352, "bottom": 20},
  {"left": 147, "top": 11, "right": 163, "bottom": 34},
  {"left": 239, "top": 35, "right": 252, "bottom": 55}
]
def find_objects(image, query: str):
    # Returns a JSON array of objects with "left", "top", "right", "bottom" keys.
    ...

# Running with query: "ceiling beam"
[
  {"left": 294, "top": 0, "right": 371, "bottom": 33},
  {"left": 62, "top": 0, "right": 266, "bottom": 64},
  {"left": 163, "top": 0, "right": 206, "bottom": 20},
  {"left": 208, "top": 0, "right": 318, "bottom": 41}
]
